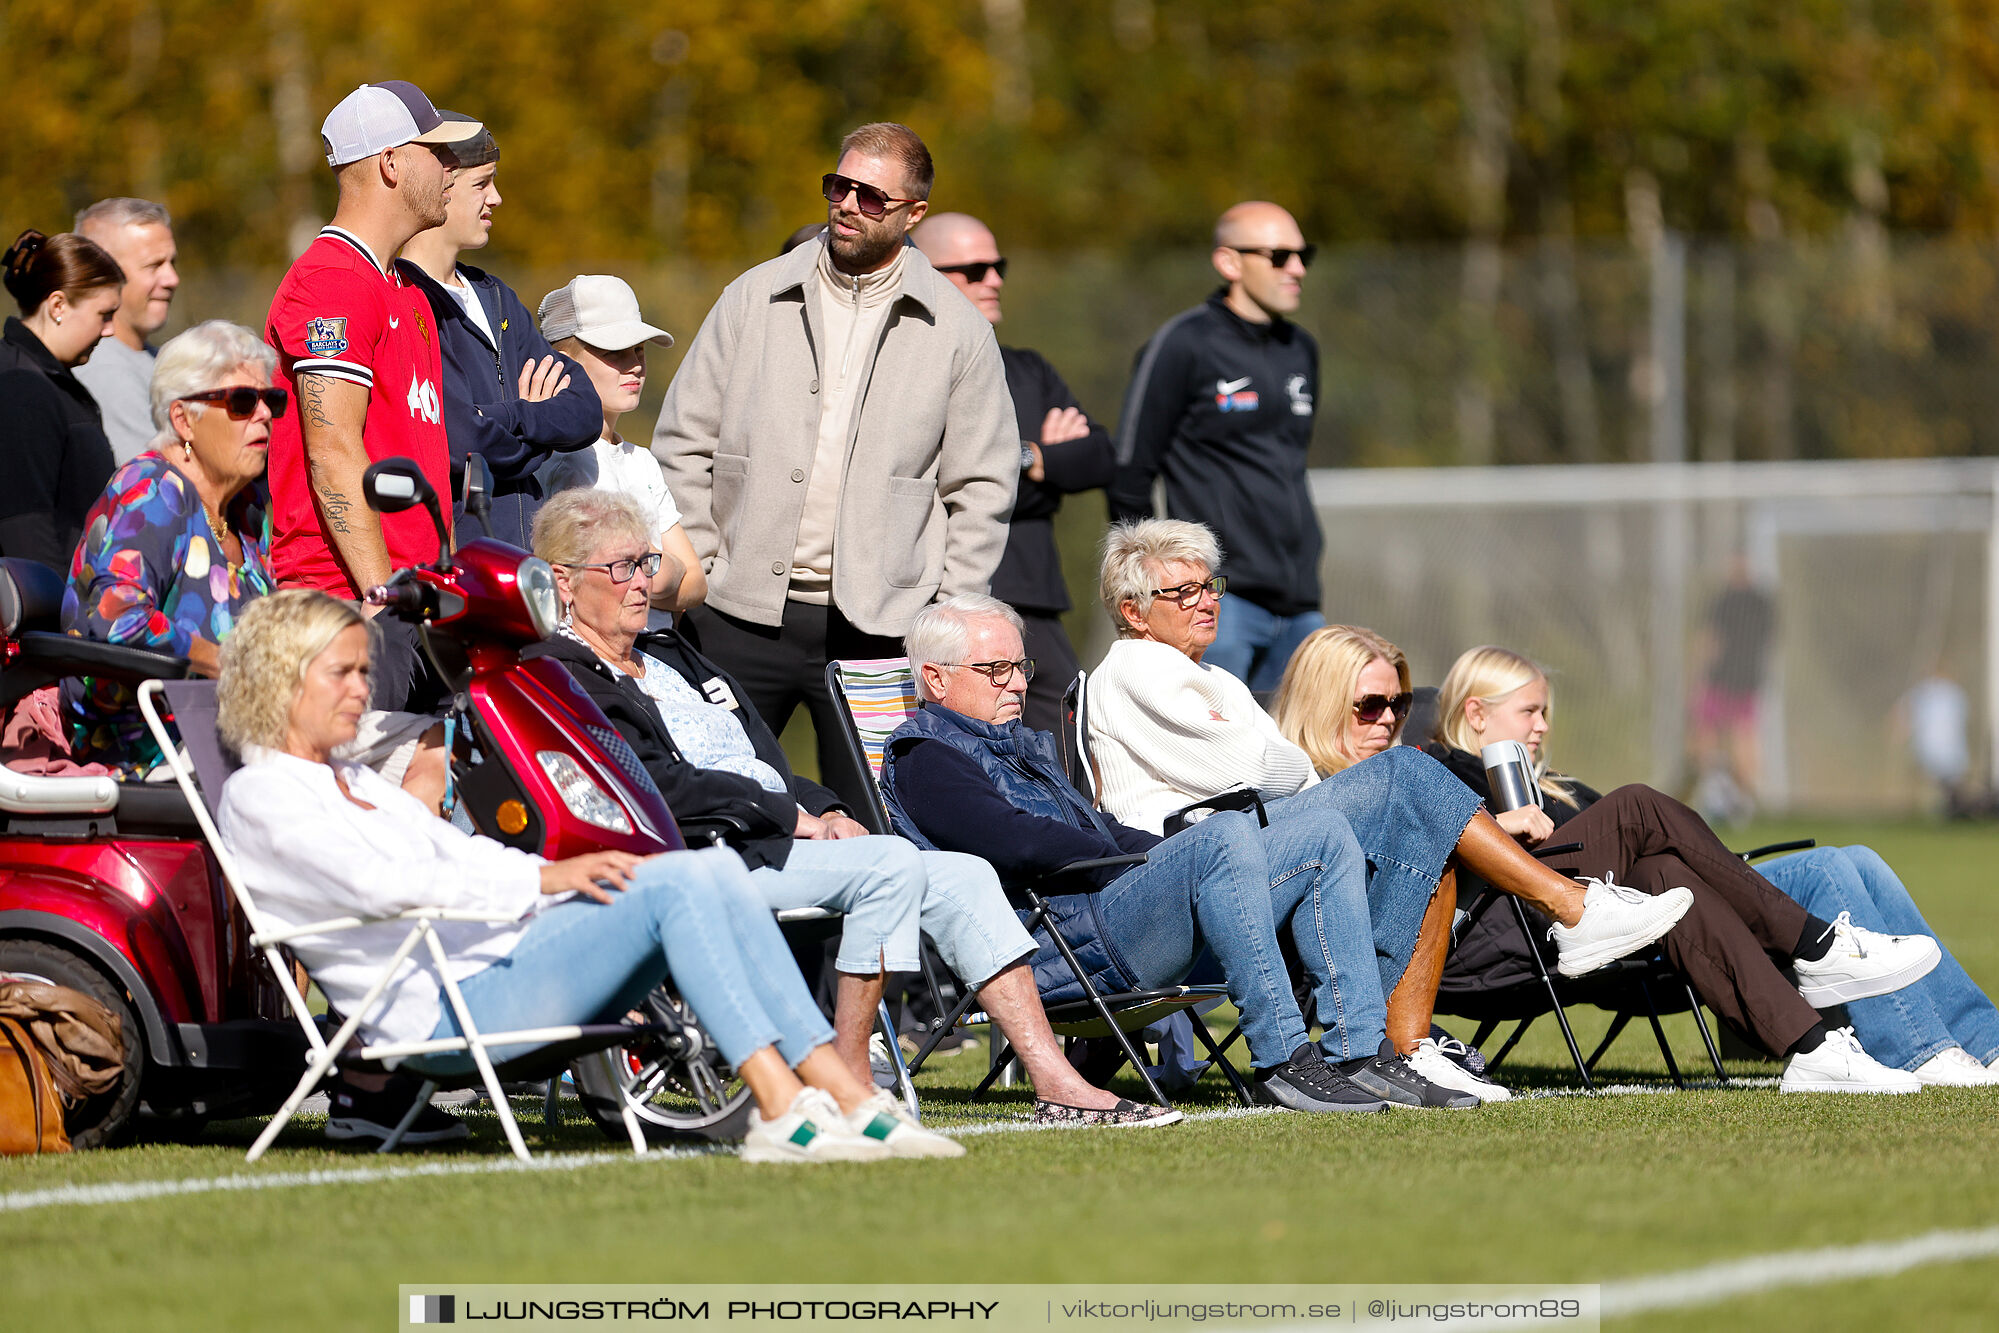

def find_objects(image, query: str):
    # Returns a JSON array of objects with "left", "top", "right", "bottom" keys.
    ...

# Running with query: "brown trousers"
[{"left": 1553, "top": 784, "right": 1820, "bottom": 1057}]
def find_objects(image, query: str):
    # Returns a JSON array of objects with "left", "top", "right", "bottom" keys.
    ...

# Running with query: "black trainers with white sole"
[
  {"left": 325, "top": 1074, "right": 471, "bottom": 1146},
  {"left": 1347, "top": 1045, "right": 1481, "bottom": 1109},
  {"left": 1252, "top": 1043, "right": 1389, "bottom": 1114}
]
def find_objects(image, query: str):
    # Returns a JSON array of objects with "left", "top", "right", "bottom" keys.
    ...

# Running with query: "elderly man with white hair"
[
  {"left": 74, "top": 197, "right": 181, "bottom": 463},
  {"left": 879, "top": 593, "right": 1490, "bottom": 1113}
]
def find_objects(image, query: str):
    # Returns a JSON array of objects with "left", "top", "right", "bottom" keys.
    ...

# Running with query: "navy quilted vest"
[{"left": 880, "top": 704, "right": 1133, "bottom": 1003}]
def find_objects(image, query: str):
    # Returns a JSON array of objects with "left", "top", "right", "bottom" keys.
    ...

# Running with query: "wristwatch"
[{"left": 1019, "top": 441, "right": 1037, "bottom": 471}]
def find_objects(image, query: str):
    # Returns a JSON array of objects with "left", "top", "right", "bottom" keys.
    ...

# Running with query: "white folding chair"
[{"left": 139, "top": 679, "right": 651, "bottom": 1163}]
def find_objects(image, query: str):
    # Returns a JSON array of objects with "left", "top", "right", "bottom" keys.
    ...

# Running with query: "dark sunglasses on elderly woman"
[
  {"left": 179, "top": 386, "right": 289, "bottom": 420},
  {"left": 821, "top": 172, "right": 921, "bottom": 219},
  {"left": 1352, "top": 692, "right": 1414, "bottom": 725}
]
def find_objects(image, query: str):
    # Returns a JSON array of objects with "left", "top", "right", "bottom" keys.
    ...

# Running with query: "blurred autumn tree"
[{"left": 9, "top": 0, "right": 1999, "bottom": 271}]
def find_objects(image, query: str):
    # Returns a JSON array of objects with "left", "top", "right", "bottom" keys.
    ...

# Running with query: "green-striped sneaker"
[
  {"left": 741, "top": 1087, "right": 890, "bottom": 1164},
  {"left": 844, "top": 1089, "right": 966, "bottom": 1159}
]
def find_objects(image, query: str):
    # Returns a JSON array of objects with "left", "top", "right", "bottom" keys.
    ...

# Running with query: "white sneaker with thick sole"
[
  {"left": 844, "top": 1089, "right": 966, "bottom": 1158},
  {"left": 1913, "top": 1046, "right": 1999, "bottom": 1087},
  {"left": 740, "top": 1087, "right": 891, "bottom": 1164},
  {"left": 1780, "top": 1027, "right": 1923, "bottom": 1094},
  {"left": 1549, "top": 875, "right": 1694, "bottom": 978},
  {"left": 1407, "top": 1037, "right": 1512, "bottom": 1103},
  {"left": 1791, "top": 912, "right": 1941, "bottom": 1007}
]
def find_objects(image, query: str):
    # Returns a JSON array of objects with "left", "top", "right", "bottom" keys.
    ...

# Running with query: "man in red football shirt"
[{"left": 266, "top": 80, "right": 477, "bottom": 710}]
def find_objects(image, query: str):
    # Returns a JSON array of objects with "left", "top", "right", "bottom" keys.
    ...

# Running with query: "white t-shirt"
[
  {"left": 443, "top": 272, "right": 497, "bottom": 347},
  {"left": 540, "top": 434, "right": 685, "bottom": 630}
]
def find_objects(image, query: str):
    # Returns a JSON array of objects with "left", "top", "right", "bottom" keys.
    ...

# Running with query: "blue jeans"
[
  {"left": 1760, "top": 846, "right": 1999, "bottom": 1070},
  {"left": 1096, "top": 807, "right": 1375, "bottom": 1067},
  {"left": 1205, "top": 596, "right": 1325, "bottom": 693},
  {"left": 421, "top": 847, "right": 834, "bottom": 1074},
  {"left": 751, "top": 835, "right": 928, "bottom": 976},
  {"left": 1268, "top": 745, "right": 1485, "bottom": 1003},
  {"left": 752, "top": 838, "right": 1033, "bottom": 990}
]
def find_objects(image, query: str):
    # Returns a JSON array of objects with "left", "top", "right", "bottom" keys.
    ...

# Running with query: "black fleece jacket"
[
  {"left": 522, "top": 628, "right": 845, "bottom": 870},
  {"left": 0, "top": 317, "right": 115, "bottom": 569}
]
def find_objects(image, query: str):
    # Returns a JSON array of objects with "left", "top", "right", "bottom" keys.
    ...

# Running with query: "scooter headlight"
[
  {"left": 517, "top": 557, "right": 560, "bottom": 639},
  {"left": 535, "top": 751, "right": 633, "bottom": 835}
]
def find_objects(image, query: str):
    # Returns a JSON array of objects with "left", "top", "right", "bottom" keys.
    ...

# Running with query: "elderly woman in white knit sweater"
[{"left": 1084, "top": 520, "right": 1692, "bottom": 1100}]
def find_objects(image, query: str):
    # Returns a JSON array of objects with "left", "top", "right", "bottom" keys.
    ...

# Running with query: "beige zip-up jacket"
[{"left": 651, "top": 238, "right": 1018, "bottom": 637}]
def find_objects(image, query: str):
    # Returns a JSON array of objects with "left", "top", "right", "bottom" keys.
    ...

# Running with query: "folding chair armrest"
[
  {"left": 1739, "top": 838, "right": 1815, "bottom": 862},
  {"left": 1026, "top": 853, "right": 1148, "bottom": 891},
  {"left": 1531, "top": 841, "right": 1584, "bottom": 859},
  {"left": 676, "top": 813, "right": 753, "bottom": 848},
  {"left": 1162, "top": 786, "right": 1267, "bottom": 836},
  {"left": 250, "top": 906, "right": 522, "bottom": 947}
]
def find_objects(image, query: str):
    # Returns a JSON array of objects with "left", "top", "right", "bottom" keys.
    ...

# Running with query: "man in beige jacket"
[{"left": 653, "top": 123, "right": 1018, "bottom": 804}]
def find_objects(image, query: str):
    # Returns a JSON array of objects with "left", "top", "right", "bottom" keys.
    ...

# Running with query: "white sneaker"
[
  {"left": 844, "top": 1089, "right": 966, "bottom": 1158},
  {"left": 1791, "top": 912, "right": 1941, "bottom": 1007},
  {"left": 1407, "top": 1037, "right": 1512, "bottom": 1102},
  {"left": 1780, "top": 1027, "right": 1922, "bottom": 1094},
  {"left": 1549, "top": 874, "right": 1694, "bottom": 978},
  {"left": 1913, "top": 1047, "right": 1999, "bottom": 1087},
  {"left": 740, "top": 1087, "right": 891, "bottom": 1164}
]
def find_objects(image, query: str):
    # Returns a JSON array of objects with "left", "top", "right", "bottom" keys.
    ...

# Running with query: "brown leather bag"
[
  {"left": 0, "top": 1015, "right": 69, "bottom": 1154},
  {"left": 0, "top": 980, "right": 125, "bottom": 1103}
]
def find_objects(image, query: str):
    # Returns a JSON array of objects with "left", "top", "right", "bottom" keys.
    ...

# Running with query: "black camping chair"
[
  {"left": 1435, "top": 837, "right": 1817, "bottom": 1090},
  {"left": 826, "top": 659, "right": 1251, "bottom": 1109}
]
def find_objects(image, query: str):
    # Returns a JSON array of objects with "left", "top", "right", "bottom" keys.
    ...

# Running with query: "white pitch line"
[
  {"left": 0, "top": 1080, "right": 1787, "bottom": 1217},
  {"left": 1599, "top": 1225, "right": 1999, "bottom": 1317}
]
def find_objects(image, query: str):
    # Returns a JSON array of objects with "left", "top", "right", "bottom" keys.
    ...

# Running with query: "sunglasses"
[
  {"left": 947, "top": 657, "right": 1036, "bottom": 688},
  {"left": 1232, "top": 244, "right": 1318, "bottom": 271},
  {"left": 933, "top": 258, "right": 1008, "bottom": 283},
  {"left": 1149, "top": 575, "right": 1226, "bottom": 608},
  {"left": 568, "top": 552, "right": 663, "bottom": 584},
  {"left": 822, "top": 172, "right": 921, "bottom": 220},
  {"left": 1351, "top": 692, "right": 1415, "bottom": 725},
  {"left": 180, "top": 386, "right": 289, "bottom": 420}
]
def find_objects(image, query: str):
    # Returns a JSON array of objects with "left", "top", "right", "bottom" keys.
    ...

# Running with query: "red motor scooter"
[
  {"left": 0, "top": 559, "right": 303, "bottom": 1147},
  {"left": 358, "top": 457, "right": 754, "bottom": 1142}
]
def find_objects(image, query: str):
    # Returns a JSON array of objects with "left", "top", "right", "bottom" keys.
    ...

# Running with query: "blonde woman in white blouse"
[{"left": 215, "top": 589, "right": 959, "bottom": 1161}]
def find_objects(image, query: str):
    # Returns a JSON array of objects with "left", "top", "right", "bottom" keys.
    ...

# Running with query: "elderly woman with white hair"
[
  {"left": 1083, "top": 519, "right": 1695, "bottom": 1101},
  {"left": 59, "top": 319, "right": 281, "bottom": 771}
]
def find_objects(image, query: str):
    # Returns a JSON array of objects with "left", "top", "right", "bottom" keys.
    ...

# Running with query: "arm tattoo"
[{"left": 300, "top": 375, "right": 335, "bottom": 430}]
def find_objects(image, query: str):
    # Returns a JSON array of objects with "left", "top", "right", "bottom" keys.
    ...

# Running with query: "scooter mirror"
[
  {"left": 362, "top": 458, "right": 451, "bottom": 571},
  {"left": 363, "top": 459, "right": 432, "bottom": 514},
  {"left": 460, "top": 454, "right": 494, "bottom": 527}
]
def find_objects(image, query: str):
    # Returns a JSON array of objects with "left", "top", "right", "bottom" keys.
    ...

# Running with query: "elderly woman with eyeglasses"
[
  {"left": 59, "top": 320, "right": 282, "bottom": 771},
  {"left": 1083, "top": 520, "right": 1692, "bottom": 1102}
]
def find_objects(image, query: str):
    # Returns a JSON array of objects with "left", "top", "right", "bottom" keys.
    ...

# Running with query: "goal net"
[{"left": 1311, "top": 458, "right": 1999, "bottom": 817}]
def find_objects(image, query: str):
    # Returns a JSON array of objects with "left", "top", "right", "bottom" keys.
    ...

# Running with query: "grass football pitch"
[{"left": 3, "top": 818, "right": 1996, "bottom": 1331}]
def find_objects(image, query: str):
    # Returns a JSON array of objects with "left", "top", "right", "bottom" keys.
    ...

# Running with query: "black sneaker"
[
  {"left": 1252, "top": 1044, "right": 1389, "bottom": 1114},
  {"left": 1348, "top": 1049, "right": 1480, "bottom": 1109},
  {"left": 325, "top": 1074, "right": 472, "bottom": 1146}
]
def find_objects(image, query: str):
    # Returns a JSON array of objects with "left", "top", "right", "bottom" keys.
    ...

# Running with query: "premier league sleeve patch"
[{"left": 305, "top": 316, "right": 350, "bottom": 356}]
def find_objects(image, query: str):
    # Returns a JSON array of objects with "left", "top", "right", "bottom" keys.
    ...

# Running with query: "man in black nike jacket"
[{"left": 1109, "top": 201, "right": 1324, "bottom": 693}]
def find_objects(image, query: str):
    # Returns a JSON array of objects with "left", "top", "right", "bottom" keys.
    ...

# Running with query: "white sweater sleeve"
[
  {"left": 219, "top": 757, "right": 544, "bottom": 923},
  {"left": 1088, "top": 641, "right": 1317, "bottom": 815}
]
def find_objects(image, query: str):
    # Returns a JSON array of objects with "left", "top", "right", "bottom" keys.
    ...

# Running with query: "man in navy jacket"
[{"left": 399, "top": 117, "right": 599, "bottom": 547}]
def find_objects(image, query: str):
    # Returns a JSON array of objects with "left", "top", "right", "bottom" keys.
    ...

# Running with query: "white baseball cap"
[
  {"left": 321, "top": 81, "right": 483, "bottom": 168},
  {"left": 538, "top": 276, "right": 674, "bottom": 351}
]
